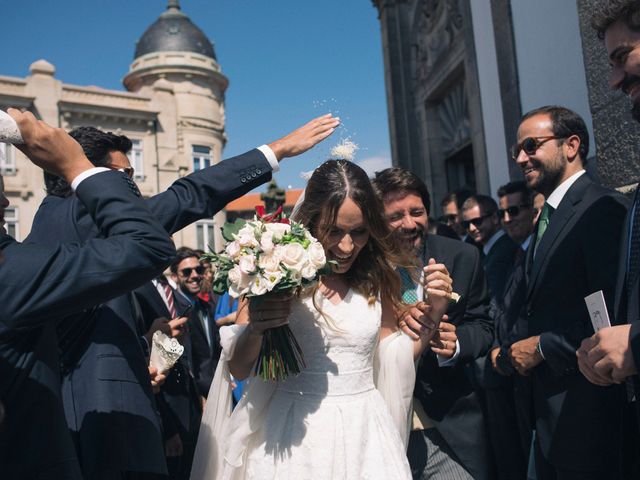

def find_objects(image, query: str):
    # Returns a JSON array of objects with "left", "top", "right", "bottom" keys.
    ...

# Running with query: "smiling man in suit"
[
  {"left": 0, "top": 109, "right": 176, "bottom": 479},
  {"left": 373, "top": 167, "right": 494, "bottom": 480},
  {"left": 24, "top": 114, "right": 339, "bottom": 479},
  {"left": 509, "top": 105, "right": 628, "bottom": 479}
]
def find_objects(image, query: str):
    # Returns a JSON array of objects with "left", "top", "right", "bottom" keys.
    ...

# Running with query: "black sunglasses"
[
  {"left": 107, "top": 165, "right": 135, "bottom": 179},
  {"left": 461, "top": 212, "right": 494, "bottom": 229},
  {"left": 510, "top": 136, "right": 565, "bottom": 160},
  {"left": 180, "top": 266, "right": 205, "bottom": 277},
  {"left": 497, "top": 204, "right": 532, "bottom": 219}
]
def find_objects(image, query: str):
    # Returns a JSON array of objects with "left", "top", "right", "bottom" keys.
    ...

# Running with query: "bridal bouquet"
[{"left": 203, "top": 206, "right": 330, "bottom": 381}]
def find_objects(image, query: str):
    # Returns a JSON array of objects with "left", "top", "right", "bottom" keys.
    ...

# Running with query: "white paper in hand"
[
  {"left": 149, "top": 330, "right": 184, "bottom": 374},
  {"left": 584, "top": 290, "right": 612, "bottom": 332},
  {"left": 0, "top": 109, "right": 23, "bottom": 144}
]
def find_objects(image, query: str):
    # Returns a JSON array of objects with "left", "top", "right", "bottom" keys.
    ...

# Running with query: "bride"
[{"left": 191, "top": 160, "right": 452, "bottom": 479}]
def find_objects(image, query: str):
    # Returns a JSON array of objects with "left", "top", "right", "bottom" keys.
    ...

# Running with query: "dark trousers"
[
  {"left": 533, "top": 437, "right": 613, "bottom": 480},
  {"left": 485, "top": 385, "right": 528, "bottom": 480}
]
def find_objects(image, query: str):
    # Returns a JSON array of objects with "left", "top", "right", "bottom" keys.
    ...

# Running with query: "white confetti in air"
[
  {"left": 300, "top": 170, "right": 315, "bottom": 181},
  {"left": 330, "top": 139, "right": 359, "bottom": 161}
]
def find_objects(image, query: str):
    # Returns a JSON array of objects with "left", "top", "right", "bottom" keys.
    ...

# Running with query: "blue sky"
[{"left": 0, "top": 0, "right": 391, "bottom": 190}]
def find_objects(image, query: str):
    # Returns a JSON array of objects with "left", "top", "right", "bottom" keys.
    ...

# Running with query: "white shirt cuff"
[
  {"left": 71, "top": 167, "right": 111, "bottom": 191},
  {"left": 257, "top": 144, "right": 279, "bottom": 173},
  {"left": 437, "top": 339, "right": 461, "bottom": 366}
]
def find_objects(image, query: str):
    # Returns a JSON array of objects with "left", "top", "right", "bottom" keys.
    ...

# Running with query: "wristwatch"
[{"left": 535, "top": 340, "right": 544, "bottom": 359}]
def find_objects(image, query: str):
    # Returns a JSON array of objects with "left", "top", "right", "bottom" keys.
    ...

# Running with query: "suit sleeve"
[
  {"left": 148, "top": 149, "right": 273, "bottom": 234},
  {"left": 455, "top": 247, "right": 494, "bottom": 363},
  {"left": 0, "top": 171, "right": 176, "bottom": 330},
  {"left": 540, "top": 195, "right": 628, "bottom": 375}
]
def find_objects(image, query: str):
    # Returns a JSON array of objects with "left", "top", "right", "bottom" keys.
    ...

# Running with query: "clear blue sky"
[{"left": 0, "top": 0, "right": 391, "bottom": 190}]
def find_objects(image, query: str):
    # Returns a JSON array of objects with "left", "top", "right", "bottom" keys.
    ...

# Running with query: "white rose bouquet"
[{"left": 203, "top": 206, "right": 331, "bottom": 381}]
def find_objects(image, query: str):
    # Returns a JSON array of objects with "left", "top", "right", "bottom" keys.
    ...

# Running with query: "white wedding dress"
[{"left": 191, "top": 290, "right": 415, "bottom": 480}]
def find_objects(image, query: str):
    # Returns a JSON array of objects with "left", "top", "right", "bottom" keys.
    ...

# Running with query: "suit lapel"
[
  {"left": 527, "top": 175, "right": 590, "bottom": 301},
  {"left": 144, "top": 282, "right": 172, "bottom": 319},
  {"left": 615, "top": 205, "right": 632, "bottom": 319}
]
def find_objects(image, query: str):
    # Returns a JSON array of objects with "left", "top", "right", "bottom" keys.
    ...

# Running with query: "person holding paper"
[
  {"left": 579, "top": 3, "right": 640, "bottom": 409},
  {"left": 509, "top": 105, "right": 628, "bottom": 479}
]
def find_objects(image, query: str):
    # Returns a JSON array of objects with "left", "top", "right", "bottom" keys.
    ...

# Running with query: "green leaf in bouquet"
[
  {"left": 211, "top": 272, "right": 229, "bottom": 295},
  {"left": 221, "top": 218, "right": 246, "bottom": 243}
]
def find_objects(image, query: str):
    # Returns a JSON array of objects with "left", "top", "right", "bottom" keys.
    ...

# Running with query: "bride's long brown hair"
[{"left": 292, "top": 160, "right": 408, "bottom": 308}]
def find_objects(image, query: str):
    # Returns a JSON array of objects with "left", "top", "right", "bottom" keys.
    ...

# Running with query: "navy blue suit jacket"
[
  {"left": 524, "top": 174, "right": 628, "bottom": 470},
  {"left": 0, "top": 171, "right": 175, "bottom": 480},
  {"left": 24, "top": 149, "right": 272, "bottom": 476}
]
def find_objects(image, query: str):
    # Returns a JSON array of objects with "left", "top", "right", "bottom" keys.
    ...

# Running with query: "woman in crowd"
[{"left": 191, "top": 159, "right": 452, "bottom": 479}]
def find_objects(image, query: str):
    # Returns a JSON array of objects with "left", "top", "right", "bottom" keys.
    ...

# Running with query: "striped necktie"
[{"left": 161, "top": 282, "right": 177, "bottom": 318}]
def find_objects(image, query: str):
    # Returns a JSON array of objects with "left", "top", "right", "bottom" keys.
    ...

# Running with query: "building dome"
[{"left": 134, "top": 0, "right": 216, "bottom": 60}]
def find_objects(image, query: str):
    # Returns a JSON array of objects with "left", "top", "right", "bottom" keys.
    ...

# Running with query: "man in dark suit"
[
  {"left": 0, "top": 109, "right": 175, "bottom": 479},
  {"left": 170, "top": 249, "right": 219, "bottom": 399},
  {"left": 134, "top": 274, "right": 200, "bottom": 480},
  {"left": 24, "top": 114, "right": 339, "bottom": 479},
  {"left": 579, "top": 0, "right": 640, "bottom": 409},
  {"left": 480, "top": 182, "right": 540, "bottom": 479},
  {"left": 509, "top": 105, "right": 627, "bottom": 479},
  {"left": 373, "top": 168, "right": 494, "bottom": 480},
  {"left": 460, "top": 193, "right": 520, "bottom": 479}
]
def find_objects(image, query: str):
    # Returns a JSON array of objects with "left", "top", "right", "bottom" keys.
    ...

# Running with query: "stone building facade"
[
  {"left": 373, "top": 0, "right": 639, "bottom": 214},
  {"left": 0, "top": 0, "right": 228, "bottom": 249}
]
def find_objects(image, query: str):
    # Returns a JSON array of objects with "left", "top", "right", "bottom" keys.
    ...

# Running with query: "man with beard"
[
  {"left": 510, "top": 105, "right": 627, "bottom": 479},
  {"left": 579, "top": 1, "right": 640, "bottom": 430},
  {"left": 373, "top": 168, "right": 493, "bottom": 480}
]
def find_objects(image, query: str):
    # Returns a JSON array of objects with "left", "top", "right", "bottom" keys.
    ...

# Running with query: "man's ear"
[{"left": 565, "top": 134, "right": 581, "bottom": 162}]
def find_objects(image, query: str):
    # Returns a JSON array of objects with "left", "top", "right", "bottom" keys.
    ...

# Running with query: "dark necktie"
[
  {"left": 535, "top": 202, "right": 555, "bottom": 251},
  {"left": 627, "top": 189, "right": 640, "bottom": 300}
]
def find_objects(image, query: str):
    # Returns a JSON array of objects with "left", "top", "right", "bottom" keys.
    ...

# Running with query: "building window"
[
  {"left": 192, "top": 145, "right": 212, "bottom": 171},
  {"left": 128, "top": 139, "right": 144, "bottom": 180},
  {"left": 196, "top": 220, "right": 215, "bottom": 251},
  {"left": 4, "top": 206, "right": 18, "bottom": 240},
  {"left": 0, "top": 144, "right": 16, "bottom": 175}
]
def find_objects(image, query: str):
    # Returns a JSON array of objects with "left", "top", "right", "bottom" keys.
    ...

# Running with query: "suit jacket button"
[
  {"left": 241, "top": 178, "right": 246, "bottom": 183},
  {"left": 256, "top": 169, "right": 261, "bottom": 174},
  {"left": 252, "top": 172, "right": 257, "bottom": 178}
]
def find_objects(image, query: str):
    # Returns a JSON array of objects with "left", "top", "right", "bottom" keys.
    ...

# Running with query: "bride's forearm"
[{"left": 228, "top": 325, "right": 263, "bottom": 380}]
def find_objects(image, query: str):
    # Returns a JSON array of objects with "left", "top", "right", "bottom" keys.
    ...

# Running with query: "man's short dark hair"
[
  {"left": 461, "top": 194, "right": 498, "bottom": 216},
  {"left": 372, "top": 167, "right": 431, "bottom": 214},
  {"left": 497, "top": 180, "right": 535, "bottom": 205},
  {"left": 44, "top": 126, "right": 132, "bottom": 198},
  {"left": 521, "top": 105, "right": 589, "bottom": 161},
  {"left": 440, "top": 187, "right": 474, "bottom": 210},
  {"left": 592, "top": 0, "right": 640, "bottom": 40},
  {"left": 170, "top": 247, "right": 199, "bottom": 274}
]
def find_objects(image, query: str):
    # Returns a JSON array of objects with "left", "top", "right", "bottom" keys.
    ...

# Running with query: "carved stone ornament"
[
  {"left": 438, "top": 81, "right": 470, "bottom": 157},
  {"left": 414, "top": 0, "right": 463, "bottom": 82}
]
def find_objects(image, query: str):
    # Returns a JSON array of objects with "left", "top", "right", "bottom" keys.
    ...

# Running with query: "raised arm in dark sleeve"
[{"left": 0, "top": 170, "right": 176, "bottom": 330}]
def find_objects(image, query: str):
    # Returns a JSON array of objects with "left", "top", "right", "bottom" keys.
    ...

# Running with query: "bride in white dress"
[{"left": 191, "top": 160, "right": 452, "bottom": 479}]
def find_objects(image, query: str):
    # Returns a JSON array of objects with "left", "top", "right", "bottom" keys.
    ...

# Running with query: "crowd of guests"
[{"left": 3, "top": 1, "right": 640, "bottom": 479}]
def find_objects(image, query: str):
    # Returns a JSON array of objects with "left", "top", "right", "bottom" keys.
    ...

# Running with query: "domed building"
[{"left": 0, "top": 0, "right": 228, "bottom": 249}]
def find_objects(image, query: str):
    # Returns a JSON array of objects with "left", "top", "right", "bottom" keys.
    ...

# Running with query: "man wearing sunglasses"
[
  {"left": 23, "top": 114, "right": 339, "bottom": 479},
  {"left": 509, "top": 105, "right": 628, "bottom": 480}
]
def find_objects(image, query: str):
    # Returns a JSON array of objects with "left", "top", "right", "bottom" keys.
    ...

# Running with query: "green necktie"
[
  {"left": 399, "top": 267, "right": 419, "bottom": 304},
  {"left": 535, "top": 202, "right": 554, "bottom": 250}
]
